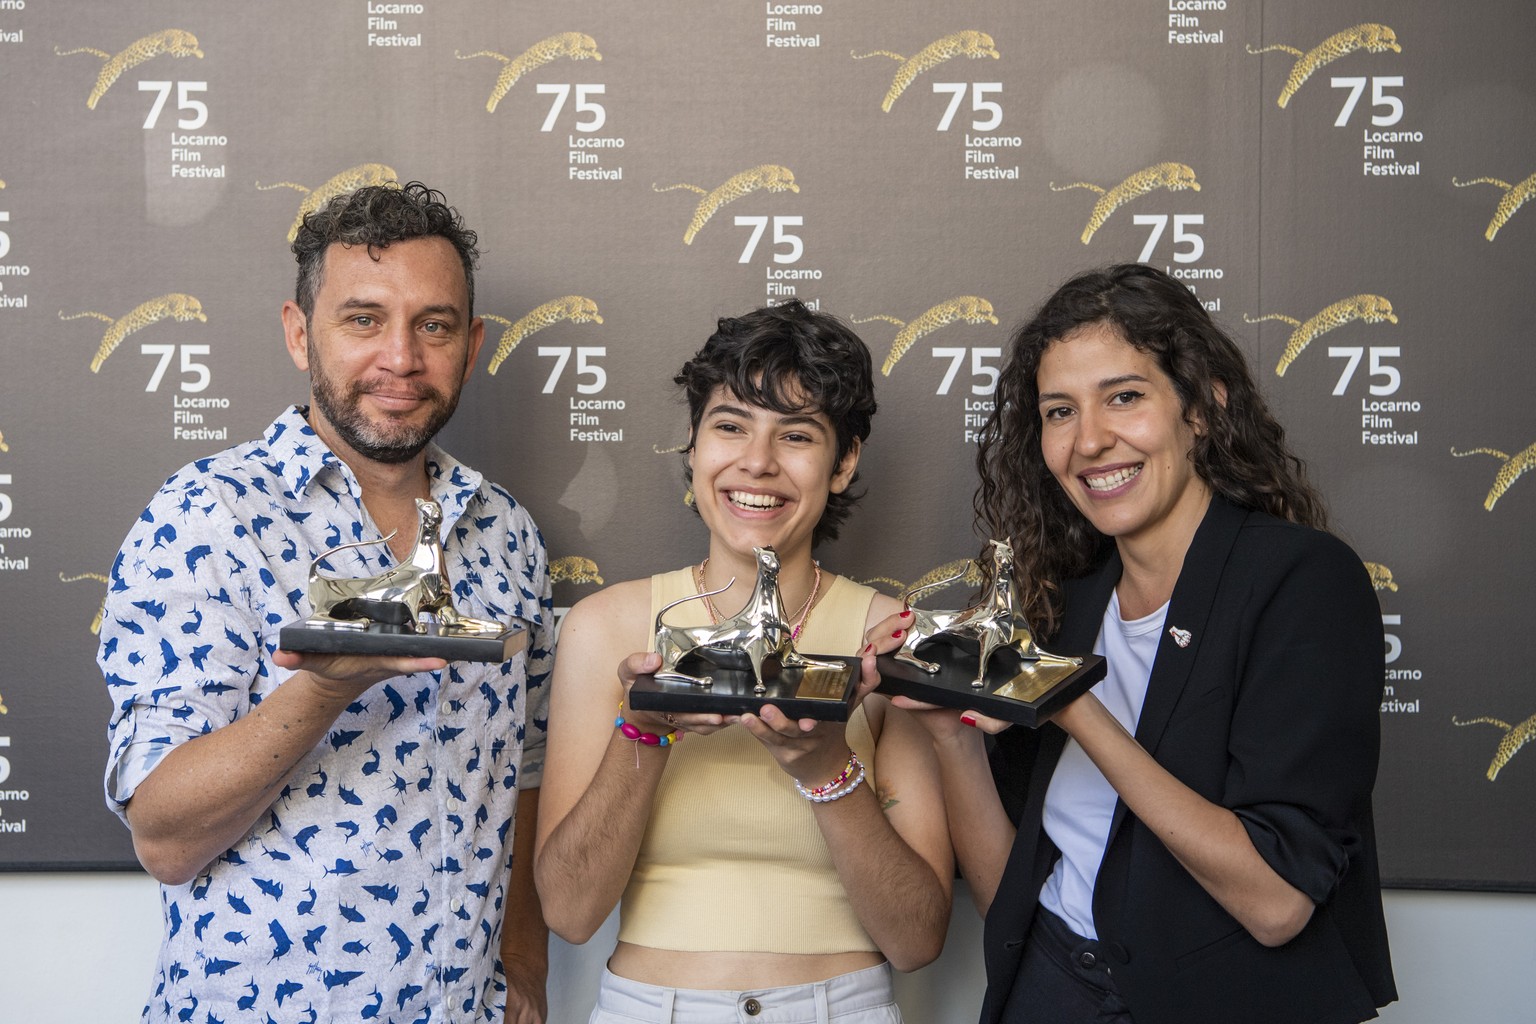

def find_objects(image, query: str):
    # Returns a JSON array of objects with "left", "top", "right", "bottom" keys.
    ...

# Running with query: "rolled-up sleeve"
[
  {"left": 100, "top": 476, "right": 267, "bottom": 823},
  {"left": 1224, "top": 531, "right": 1384, "bottom": 904}
]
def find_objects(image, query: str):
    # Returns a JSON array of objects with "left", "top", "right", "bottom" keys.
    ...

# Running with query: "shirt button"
[
  {"left": 1077, "top": 950, "right": 1097, "bottom": 968},
  {"left": 440, "top": 700, "right": 453, "bottom": 715},
  {"left": 450, "top": 898, "right": 463, "bottom": 913},
  {"left": 446, "top": 798, "right": 461, "bottom": 813},
  {"left": 742, "top": 998, "right": 762, "bottom": 1016}
]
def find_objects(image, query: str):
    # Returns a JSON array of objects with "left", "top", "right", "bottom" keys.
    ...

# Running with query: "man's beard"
[{"left": 309, "top": 351, "right": 461, "bottom": 465}]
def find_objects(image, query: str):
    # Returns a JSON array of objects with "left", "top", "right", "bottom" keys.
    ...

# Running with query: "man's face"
[{"left": 281, "top": 237, "right": 484, "bottom": 466}]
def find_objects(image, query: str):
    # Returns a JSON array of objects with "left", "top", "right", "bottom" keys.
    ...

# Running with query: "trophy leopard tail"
[{"left": 900, "top": 559, "right": 976, "bottom": 608}]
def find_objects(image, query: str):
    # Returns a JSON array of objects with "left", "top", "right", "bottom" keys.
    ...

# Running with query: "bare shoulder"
[
  {"left": 863, "top": 587, "right": 904, "bottom": 631},
  {"left": 553, "top": 578, "right": 653, "bottom": 683},
  {"left": 563, "top": 577, "right": 652, "bottom": 630}
]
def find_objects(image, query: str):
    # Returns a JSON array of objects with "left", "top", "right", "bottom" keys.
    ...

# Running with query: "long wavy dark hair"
[
  {"left": 676, "top": 299, "right": 877, "bottom": 547},
  {"left": 976, "top": 264, "right": 1328, "bottom": 637}
]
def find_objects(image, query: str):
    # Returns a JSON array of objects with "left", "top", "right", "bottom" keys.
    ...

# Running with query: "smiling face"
[
  {"left": 688, "top": 384, "right": 860, "bottom": 566},
  {"left": 281, "top": 236, "right": 484, "bottom": 466},
  {"left": 1036, "top": 321, "right": 1210, "bottom": 560}
]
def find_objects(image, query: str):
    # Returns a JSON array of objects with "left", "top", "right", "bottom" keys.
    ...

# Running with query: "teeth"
[
  {"left": 1084, "top": 466, "right": 1141, "bottom": 492},
  {"left": 730, "top": 491, "right": 784, "bottom": 509}
]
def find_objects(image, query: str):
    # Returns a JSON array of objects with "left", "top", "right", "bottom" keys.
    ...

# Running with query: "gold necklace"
[{"left": 695, "top": 557, "right": 822, "bottom": 640}]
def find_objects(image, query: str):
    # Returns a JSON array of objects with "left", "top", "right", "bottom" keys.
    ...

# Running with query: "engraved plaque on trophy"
[
  {"left": 627, "top": 546, "right": 860, "bottom": 722},
  {"left": 875, "top": 540, "right": 1104, "bottom": 727},
  {"left": 278, "top": 498, "right": 525, "bottom": 664}
]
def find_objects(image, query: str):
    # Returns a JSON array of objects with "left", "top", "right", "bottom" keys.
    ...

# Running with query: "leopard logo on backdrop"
[
  {"left": 1363, "top": 562, "right": 1399, "bottom": 592},
  {"left": 1450, "top": 442, "right": 1535, "bottom": 510},
  {"left": 1051, "top": 164, "right": 1201, "bottom": 245},
  {"left": 257, "top": 165, "right": 399, "bottom": 243},
  {"left": 861, "top": 557, "right": 984, "bottom": 596},
  {"left": 654, "top": 165, "right": 799, "bottom": 245},
  {"left": 1247, "top": 23, "right": 1400, "bottom": 109},
  {"left": 551, "top": 557, "right": 604, "bottom": 586},
  {"left": 1452, "top": 713, "right": 1536, "bottom": 781},
  {"left": 0, "top": 430, "right": 8, "bottom": 453},
  {"left": 851, "top": 31, "right": 1000, "bottom": 112},
  {"left": 60, "top": 572, "right": 110, "bottom": 635},
  {"left": 854, "top": 297, "right": 999, "bottom": 377},
  {"left": 455, "top": 32, "right": 603, "bottom": 113},
  {"left": 55, "top": 29, "right": 204, "bottom": 110},
  {"left": 60, "top": 293, "right": 208, "bottom": 373},
  {"left": 483, "top": 297, "right": 604, "bottom": 375},
  {"left": 1452, "top": 171, "right": 1536, "bottom": 241},
  {"left": 1243, "top": 295, "right": 1396, "bottom": 377}
]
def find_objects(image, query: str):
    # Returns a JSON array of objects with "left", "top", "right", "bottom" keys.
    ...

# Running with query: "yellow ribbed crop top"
[{"left": 616, "top": 568, "right": 880, "bottom": 953}]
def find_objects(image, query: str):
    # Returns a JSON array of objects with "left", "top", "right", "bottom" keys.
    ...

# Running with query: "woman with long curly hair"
[{"left": 876, "top": 265, "right": 1396, "bottom": 1024}]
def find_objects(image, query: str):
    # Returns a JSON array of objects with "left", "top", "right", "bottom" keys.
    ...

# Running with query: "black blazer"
[{"left": 982, "top": 497, "right": 1397, "bottom": 1024}]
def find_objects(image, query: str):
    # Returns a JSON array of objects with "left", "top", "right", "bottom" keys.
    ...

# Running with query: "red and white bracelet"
[{"left": 795, "top": 750, "right": 866, "bottom": 802}]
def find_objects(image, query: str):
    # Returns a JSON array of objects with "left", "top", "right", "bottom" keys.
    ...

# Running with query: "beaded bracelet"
[
  {"left": 794, "top": 750, "right": 866, "bottom": 802},
  {"left": 798, "top": 765, "right": 866, "bottom": 803},
  {"left": 615, "top": 703, "right": 680, "bottom": 747}
]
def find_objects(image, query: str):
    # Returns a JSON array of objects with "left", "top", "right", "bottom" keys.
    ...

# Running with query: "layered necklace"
[{"left": 694, "top": 557, "right": 822, "bottom": 640}]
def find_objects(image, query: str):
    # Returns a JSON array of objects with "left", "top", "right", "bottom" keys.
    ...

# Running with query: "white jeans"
[{"left": 588, "top": 963, "right": 902, "bottom": 1024}]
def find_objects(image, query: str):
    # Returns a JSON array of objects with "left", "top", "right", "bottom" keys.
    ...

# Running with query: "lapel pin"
[{"left": 1168, "top": 626, "right": 1192, "bottom": 648}]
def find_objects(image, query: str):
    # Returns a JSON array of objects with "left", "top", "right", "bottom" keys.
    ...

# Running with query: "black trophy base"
[
  {"left": 278, "top": 620, "right": 527, "bottom": 664},
  {"left": 628, "top": 649, "right": 861, "bottom": 722},
  {"left": 877, "top": 640, "right": 1105, "bottom": 727}
]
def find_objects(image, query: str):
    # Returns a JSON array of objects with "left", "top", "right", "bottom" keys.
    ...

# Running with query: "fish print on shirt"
[{"left": 99, "top": 406, "right": 553, "bottom": 1023}]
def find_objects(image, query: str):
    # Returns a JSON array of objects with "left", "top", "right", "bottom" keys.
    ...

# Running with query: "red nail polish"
[
  {"left": 960, "top": 712, "right": 977, "bottom": 727},
  {"left": 900, "top": 610, "right": 913, "bottom": 619},
  {"left": 891, "top": 629, "right": 904, "bottom": 639},
  {"left": 861, "top": 643, "right": 873, "bottom": 654}
]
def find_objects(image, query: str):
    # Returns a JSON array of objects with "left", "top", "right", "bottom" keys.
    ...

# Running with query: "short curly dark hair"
[
  {"left": 675, "top": 300, "right": 878, "bottom": 547},
  {"left": 291, "top": 180, "right": 480, "bottom": 319}
]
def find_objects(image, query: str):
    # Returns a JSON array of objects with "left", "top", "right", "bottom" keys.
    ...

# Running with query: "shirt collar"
[{"left": 264, "top": 405, "right": 485, "bottom": 532}]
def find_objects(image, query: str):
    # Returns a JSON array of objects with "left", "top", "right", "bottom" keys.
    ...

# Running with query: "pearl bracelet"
[{"left": 795, "top": 751, "right": 866, "bottom": 802}]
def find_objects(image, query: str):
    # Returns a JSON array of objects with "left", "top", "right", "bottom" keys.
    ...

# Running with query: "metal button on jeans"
[
  {"left": 743, "top": 997, "right": 762, "bottom": 1015},
  {"left": 1077, "top": 950, "right": 1098, "bottom": 968}
]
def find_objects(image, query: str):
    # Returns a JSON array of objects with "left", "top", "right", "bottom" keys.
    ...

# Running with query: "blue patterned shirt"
[{"left": 100, "top": 405, "right": 553, "bottom": 1023}]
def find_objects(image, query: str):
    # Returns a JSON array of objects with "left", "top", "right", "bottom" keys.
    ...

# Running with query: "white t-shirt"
[{"left": 1037, "top": 589, "right": 1167, "bottom": 939}]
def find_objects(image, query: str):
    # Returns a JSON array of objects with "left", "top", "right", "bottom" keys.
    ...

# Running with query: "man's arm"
[
  {"left": 500, "top": 788, "right": 548, "bottom": 1024},
  {"left": 125, "top": 651, "right": 445, "bottom": 885}
]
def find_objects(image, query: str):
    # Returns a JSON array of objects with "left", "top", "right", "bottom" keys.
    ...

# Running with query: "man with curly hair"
[{"left": 99, "top": 182, "right": 552, "bottom": 1023}]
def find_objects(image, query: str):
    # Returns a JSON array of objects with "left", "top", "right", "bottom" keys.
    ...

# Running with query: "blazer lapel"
[{"left": 1104, "top": 497, "right": 1247, "bottom": 839}]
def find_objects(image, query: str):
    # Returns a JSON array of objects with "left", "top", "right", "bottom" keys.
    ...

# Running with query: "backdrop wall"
[{"left": 0, "top": 0, "right": 1531, "bottom": 1014}]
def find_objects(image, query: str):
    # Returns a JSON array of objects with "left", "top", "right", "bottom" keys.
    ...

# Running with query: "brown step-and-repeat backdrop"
[{"left": 0, "top": 1, "right": 1530, "bottom": 888}]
